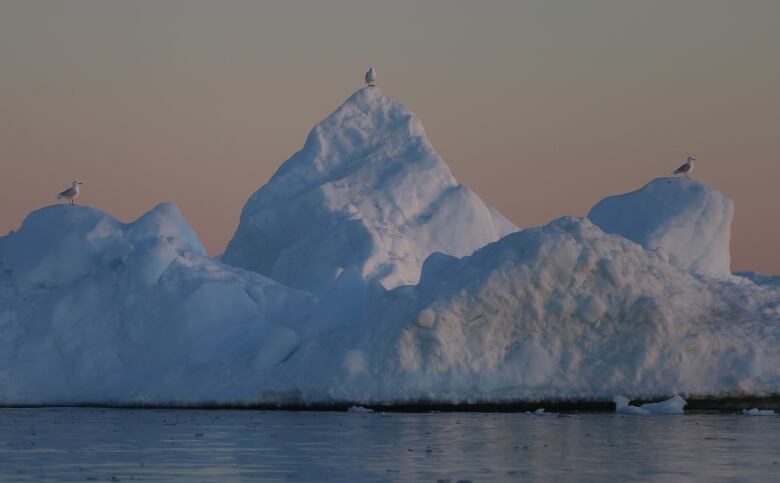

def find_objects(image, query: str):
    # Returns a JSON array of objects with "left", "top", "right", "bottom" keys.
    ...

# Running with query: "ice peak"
[
  {"left": 1, "top": 203, "right": 204, "bottom": 288},
  {"left": 129, "top": 202, "right": 205, "bottom": 255},
  {"left": 267, "top": 87, "right": 427, "bottom": 188},
  {"left": 223, "top": 88, "right": 517, "bottom": 294},
  {"left": 589, "top": 177, "right": 734, "bottom": 277}
]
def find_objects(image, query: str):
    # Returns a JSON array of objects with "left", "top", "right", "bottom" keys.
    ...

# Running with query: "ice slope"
[
  {"left": 256, "top": 217, "right": 780, "bottom": 404},
  {"left": 0, "top": 205, "right": 315, "bottom": 404},
  {"left": 222, "top": 87, "right": 517, "bottom": 295},
  {"left": 588, "top": 178, "right": 734, "bottom": 278}
]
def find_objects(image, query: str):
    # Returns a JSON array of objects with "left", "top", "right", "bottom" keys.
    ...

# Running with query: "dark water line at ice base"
[{"left": 2, "top": 395, "right": 779, "bottom": 412}]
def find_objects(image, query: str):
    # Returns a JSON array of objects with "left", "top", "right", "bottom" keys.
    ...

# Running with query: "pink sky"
[{"left": 1, "top": 1, "right": 778, "bottom": 273}]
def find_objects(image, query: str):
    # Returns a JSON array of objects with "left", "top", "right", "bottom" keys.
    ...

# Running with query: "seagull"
[
  {"left": 57, "top": 180, "right": 83, "bottom": 205},
  {"left": 672, "top": 156, "right": 695, "bottom": 178},
  {"left": 365, "top": 67, "right": 377, "bottom": 87}
]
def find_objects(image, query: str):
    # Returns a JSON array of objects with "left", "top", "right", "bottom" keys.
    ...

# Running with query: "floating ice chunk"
[
  {"left": 741, "top": 408, "right": 776, "bottom": 416},
  {"left": 614, "top": 395, "right": 686, "bottom": 415},
  {"left": 347, "top": 406, "right": 374, "bottom": 413},
  {"left": 614, "top": 396, "right": 651, "bottom": 415},
  {"left": 531, "top": 408, "right": 558, "bottom": 416}
]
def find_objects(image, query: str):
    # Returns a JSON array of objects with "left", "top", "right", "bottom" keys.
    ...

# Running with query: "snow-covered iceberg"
[
  {"left": 1, "top": 87, "right": 779, "bottom": 407},
  {"left": 222, "top": 87, "right": 516, "bottom": 295},
  {"left": 588, "top": 177, "right": 733, "bottom": 278}
]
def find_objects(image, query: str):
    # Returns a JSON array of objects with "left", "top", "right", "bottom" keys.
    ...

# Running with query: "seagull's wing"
[
  {"left": 672, "top": 163, "right": 689, "bottom": 175},
  {"left": 57, "top": 187, "right": 76, "bottom": 199}
]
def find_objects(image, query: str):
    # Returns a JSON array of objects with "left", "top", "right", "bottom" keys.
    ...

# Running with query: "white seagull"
[
  {"left": 57, "top": 180, "right": 83, "bottom": 205},
  {"left": 672, "top": 156, "right": 695, "bottom": 178},
  {"left": 365, "top": 67, "right": 377, "bottom": 87}
]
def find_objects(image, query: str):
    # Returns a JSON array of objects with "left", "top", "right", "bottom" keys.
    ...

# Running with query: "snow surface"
[
  {"left": 1, "top": 88, "right": 779, "bottom": 406},
  {"left": 588, "top": 178, "right": 734, "bottom": 278},
  {"left": 614, "top": 395, "right": 686, "bottom": 415},
  {"left": 222, "top": 87, "right": 516, "bottom": 295}
]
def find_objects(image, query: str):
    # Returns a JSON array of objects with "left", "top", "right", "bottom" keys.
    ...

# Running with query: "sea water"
[{"left": 0, "top": 408, "right": 778, "bottom": 482}]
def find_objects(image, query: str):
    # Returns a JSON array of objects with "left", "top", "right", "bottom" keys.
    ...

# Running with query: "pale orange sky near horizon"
[{"left": 1, "top": 0, "right": 779, "bottom": 273}]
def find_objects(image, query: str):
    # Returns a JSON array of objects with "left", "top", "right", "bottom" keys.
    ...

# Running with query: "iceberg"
[{"left": 1, "top": 87, "right": 778, "bottom": 406}]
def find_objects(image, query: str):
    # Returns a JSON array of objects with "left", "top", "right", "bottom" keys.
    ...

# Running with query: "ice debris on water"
[
  {"left": 614, "top": 395, "right": 687, "bottom": 415},
  {"left": 741, "top": 408, "right": 776, "bottom": 416}
]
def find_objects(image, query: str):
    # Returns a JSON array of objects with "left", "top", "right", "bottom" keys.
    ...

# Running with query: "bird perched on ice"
[
  {"left": 57, "top": 180, "right": 83, "bottom": 205},
  {"left": 672, "top": 156, "right": 695, "bottom": 178},
  {"left": 365, "top": 67, "right": 377, "bottom": 87}
]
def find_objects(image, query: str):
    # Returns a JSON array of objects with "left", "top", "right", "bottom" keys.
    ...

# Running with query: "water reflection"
[{"left": 0, "top": 408, "right": 778, "bottom": 482}]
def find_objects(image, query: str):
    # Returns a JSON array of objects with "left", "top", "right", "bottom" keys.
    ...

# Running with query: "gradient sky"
[{"left": 1, "top": 0, "right": 778, "bottom": 273}]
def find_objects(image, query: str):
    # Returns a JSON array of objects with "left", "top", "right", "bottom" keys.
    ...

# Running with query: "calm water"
[{"left": 0, "top": 408, "right": 778, "bottom": 482}]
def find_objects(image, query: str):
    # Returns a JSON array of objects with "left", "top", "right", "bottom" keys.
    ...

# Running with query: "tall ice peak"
[{"left": 222, "top": 87, "right": 517, "bottom": 295}]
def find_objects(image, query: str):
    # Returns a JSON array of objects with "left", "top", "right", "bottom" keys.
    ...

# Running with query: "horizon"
[{"left": 1, "top": 1, "right": 778, "bottom": 273}]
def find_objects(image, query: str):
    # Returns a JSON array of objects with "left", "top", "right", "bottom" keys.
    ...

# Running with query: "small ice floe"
[
  {"left": 528, "top": 408, "right": 558, "bottom": 416},
  {"left": 614, "top": 395, "right": 686, "bottom": 415},
  {"left": 741, "top": 408, "right": 776, "bottom": 416},
  {"left": 347, "top": 406, "right": 374, "bottom": 413},
  {"left": 522, "top": 408, "right": 558, "bottom": 416}
]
